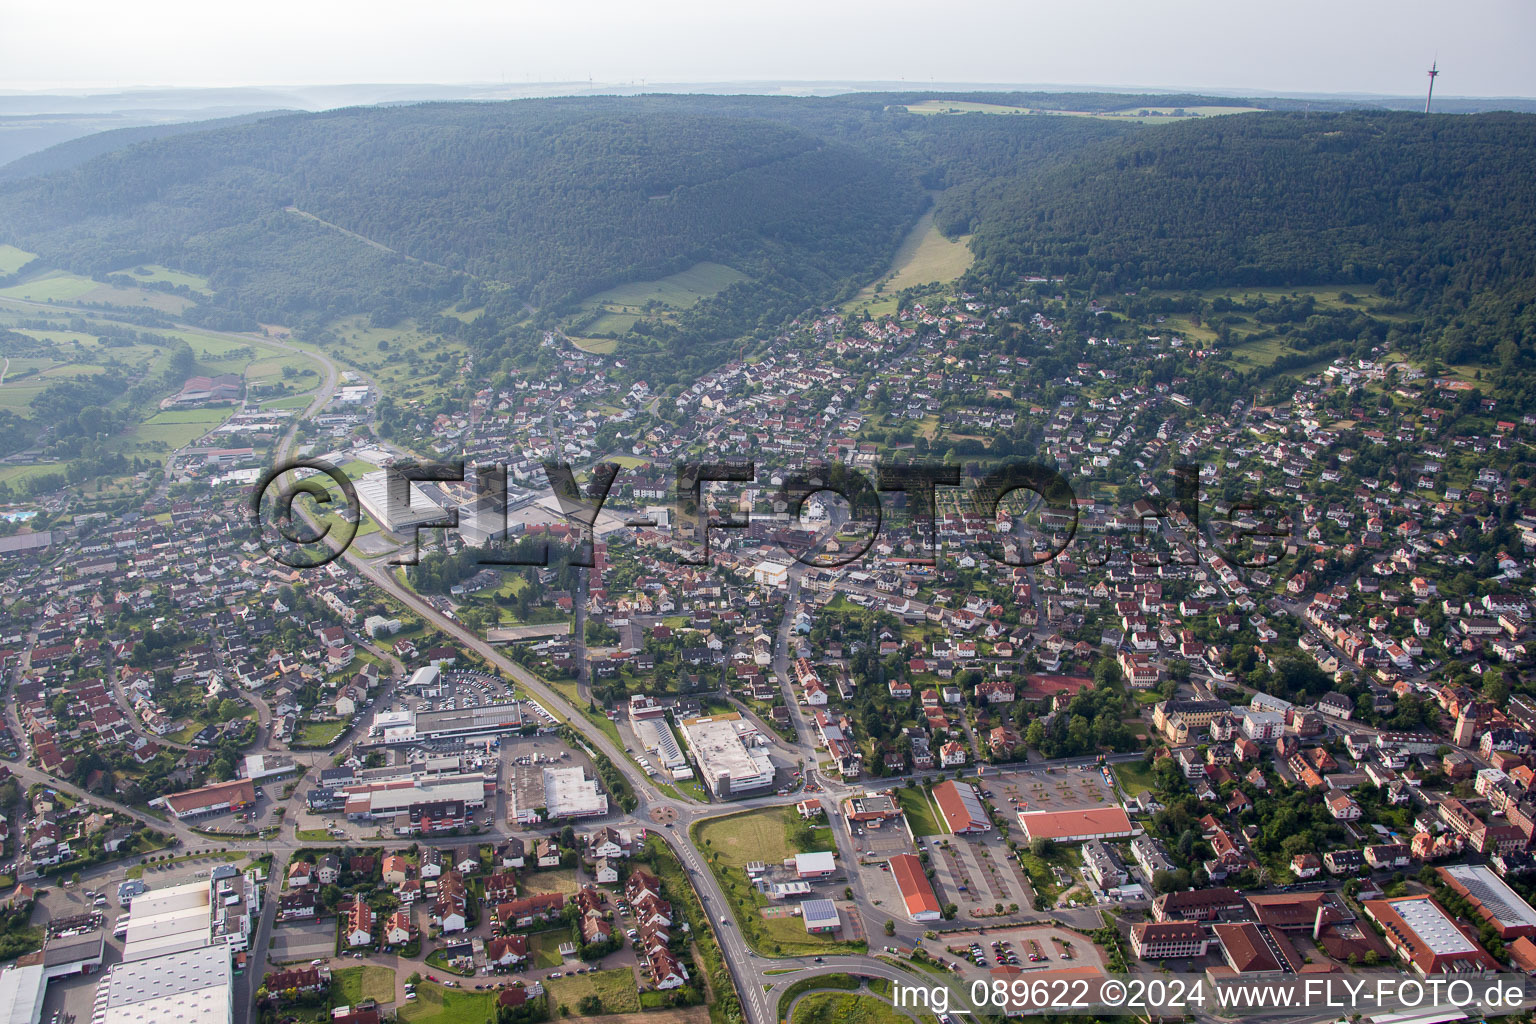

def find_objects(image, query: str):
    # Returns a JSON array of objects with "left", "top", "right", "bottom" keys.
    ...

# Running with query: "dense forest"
[
  {"left": 950, "top": 111, "right": 1536, "bottom": 377},
  {"left": 2, "top": 96, "right": 1534, "bottom": 386}
]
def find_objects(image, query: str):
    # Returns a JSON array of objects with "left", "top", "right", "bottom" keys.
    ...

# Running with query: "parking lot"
[
  {"left": 916, "top": 834, "right": 1036, "bottom": 919},
  {"left": 921, "top": 923, "right": 1106, "bottom": 982},
  {"left": 983, "top": 765, "right": 1117, "bottom": 818},
  {"left": 269, "top": 918, "right": 336, "bottom": 965}
]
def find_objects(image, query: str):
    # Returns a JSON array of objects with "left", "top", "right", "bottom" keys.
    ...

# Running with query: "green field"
[
  {"left": 397, "top": 983, "right": 496, "bottom": 1024},
  {"left": 263, "top": 393, "right": 317, "bottom": 410},
  {"left": 896, "top": 786, "right": 947, "bottom": 837},
  {"left": 0, "top": 464, "right": 64, "bottom": 489},
  {"left": 333, "top": 965, "right": 395, "bottom": 1005},
  {"left": 543, "top": 967, "right": 640, "bottom": 1015},
  {"left": 0, "top": 269, "right": 97, "bottom": 302},
  {"left": 112, "top": 264, "right": 213, "bottom": 295},
  {"left": 692, "top": 807, "right": 861, "bottom": 957},
  {"left": 848, "top": 207, "right": 972, "bottom": 314},
  {"left": 0, "top": 246, "right": 35, "bottom": 276},
  {"left": 792, "top": 992, "right": 926, "bottom": 1024},
  {"left": 562, "top": 261, "right": 749, "bottom": 352},
  {"left": 567, "top": 335, "right": 618, "bottom": 355},
  {"left": 321, "top": 315, "right": 467, "bottom": 403},
  {"left": 0, "top": 268, "right": 192, "bottom": 313},
  {"left": 587, "top": 261, "right": 747, "bottom": 309},
  {"left": 1112, "top": 760, "right": 1157, "bottom": 797},
  {"left": 123, "top": 407, "right": 233, "bottom": 456},
  {"left": 295, "top": 720, "right": 347, "bottom": 747},
  {"left": 527, "top": 928, "right": 568, "bottom": 968}
]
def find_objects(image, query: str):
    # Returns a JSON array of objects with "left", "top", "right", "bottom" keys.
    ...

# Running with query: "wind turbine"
[{"left": 1425, "top": 61, "right": 1440, "bottom": 114}]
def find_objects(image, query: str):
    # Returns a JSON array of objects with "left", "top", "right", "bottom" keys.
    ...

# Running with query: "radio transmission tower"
[{"left": 1425, "top": 61, "right": 1440, "bottom": 113}]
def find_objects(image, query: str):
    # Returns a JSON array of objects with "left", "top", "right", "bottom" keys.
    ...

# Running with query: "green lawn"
[
  {"left": 0, "top": 464, "right": 63, "bottom": 489},
  {"left": 333, "top": 965, "right": 395, "bottom": 1005},
  {"left": 1113, "top": 760, "right": 1157, "bottom": 797},
  {"left": 896, "top": 786, "right": 947, "bottom": 838},
  {"left": 527, "top": 928, "right": 569, "bottom": 968},
  {"left": 397, "top": 983, "right": 496, "bottom": 1024},
  {"left": 543, "top": 967, "right": 640, "bottom": 1015},
  {"left": 295, "top": 720, "right": 347, "bottom": 747}
]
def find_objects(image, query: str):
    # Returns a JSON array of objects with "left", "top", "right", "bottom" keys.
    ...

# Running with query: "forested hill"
[
  {"left": 0, "top": 99, "right": 930, "bottom": 328},
  {"left": 952, "top": 111, "right": 1536, "bottom": 372}
]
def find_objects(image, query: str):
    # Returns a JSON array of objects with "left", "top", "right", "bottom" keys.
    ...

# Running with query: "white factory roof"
[
  {"left": 544, "top": 766, "right": 608, "bottom": 817},
  {"left": 795, "top": 851, "right": 836, "bottom": 874},
  {"left": 354, "top": 470, "right": 448, "bottom": 531},
  {"left": 121, "top": 880, "right": 212, "bottom": 963},
  {"left": 1391, "top": 896, "right": 1477, "bottom": 955},
  {"left": 678, "top": 714, "right": 774, "bottom": 788},
  {"left": 97, "top": 945, "right": 231, "bottom": 1024},
  {"left": 0, "top": 964, "right": 45, "bottom": 1024}
]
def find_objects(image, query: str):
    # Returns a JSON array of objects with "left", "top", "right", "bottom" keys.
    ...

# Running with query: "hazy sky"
[{"left": 4, "top": 0, "right": 1534, "bottom": 97}]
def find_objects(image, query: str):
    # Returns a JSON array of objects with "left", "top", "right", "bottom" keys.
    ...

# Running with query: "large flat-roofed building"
[
  {"left": 544, "top": 766, "right": 608, "bottom": 819},
  {"left": 121, "top": 880, "right": 213, "bottom": 963},
  {"left": 1437, "top": 864, "right": 1536, "bottom": 940},
  {"left": 889, "top": 853, "right": 941, "bottom": 922},
  {"left": 342, "top": 776, "right": 486, "bottom": 831},
  {"left": 96, "top": 944, "right": 231, "bottom": 1024},
  {"left": 932, "top": 780, "right": 991, "bottom": 834},
  {"left": 1016, "top": 806, "right": 1135, "bottom": 843},
  {"left": 355, "top": 470, "right": 451, "bottom": 534},
  {"left": 413, "top": 704, "right": 523, "bottom": 741},
  {"left": 1363, "top": 895, "right": 1502, "bottom": 975},
  {"left": 156, "top": 779, "right": 254, "bottom": 821},
  {"left": 677, "top": 714, "right": 774, "bottom": 799},
  {"left": 0, "top": 964, "right": 45, "bottom": 1024}
]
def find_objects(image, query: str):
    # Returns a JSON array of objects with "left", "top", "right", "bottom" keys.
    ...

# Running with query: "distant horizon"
[
  {"left": 5, "top": 0, "right": 1533, "bottom": 99},
  {"left": 1, "top": 79, "right": 1533, "bottom": 105}
]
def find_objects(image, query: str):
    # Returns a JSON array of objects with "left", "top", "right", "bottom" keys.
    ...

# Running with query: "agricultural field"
[
  {"left": 562, "top": 261, "right": 747, "bottom": 350},
  {"left": 332, "top": 965, "right": 396, "bottom": 1005},
  {"left": 121, "top": 407, "right": 234, "bottom": 458},
  {"left": 543, "top": 966, "right": 641, "bottom": 1015},
  {"left": 847, "top": 207, "right": 972, "bottom": 315},
  {"left": 110, "top": 264, "right": 213, "bottom": 295},
  {"left": 397, "top": 982, "right": 496, "bottom": 1024},
  {"left": 0, "top": 247, "right": 35, "bottom": 276},
  {"left": 320, "top": 315, "right": 468, "bottom": 403},
  {"left": 0, "top": 267, "right": 193, "bottom": 313}
]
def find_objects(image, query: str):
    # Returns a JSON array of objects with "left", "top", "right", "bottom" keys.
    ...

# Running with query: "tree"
[
  {"left": 1029, "top": 837, "right": 1056, "bottom": 858},
  {"left": 941, "top": 903, "right": 958, "bottom": 920},
  {"left": 883, "top": 919, "right": 896, "bottom": 936}
]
